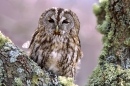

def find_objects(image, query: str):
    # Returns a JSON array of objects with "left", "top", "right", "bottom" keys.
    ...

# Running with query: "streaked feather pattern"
[{"left": 29, "top": 7, "right": 83, "bottom": 79}]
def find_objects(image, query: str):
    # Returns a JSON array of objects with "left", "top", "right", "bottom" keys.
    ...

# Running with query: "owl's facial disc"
[
  {"left": 42, "top": 8, "right": 75, "bottom": 37},
  {"left": 53, "top": 17, "right": 70, "bottom": 36}
]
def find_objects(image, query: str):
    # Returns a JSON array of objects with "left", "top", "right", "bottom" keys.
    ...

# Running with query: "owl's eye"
[
  {"left": 48, "top": 19, "right": 54, "bottom": 23},
  {"left": 62, "top": 20, "right": 69, "bottom": 24}
]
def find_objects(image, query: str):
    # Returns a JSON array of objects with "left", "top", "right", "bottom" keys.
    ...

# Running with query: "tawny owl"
[{"left": 29, "top": 7, "right": 83, "bottom": 79}]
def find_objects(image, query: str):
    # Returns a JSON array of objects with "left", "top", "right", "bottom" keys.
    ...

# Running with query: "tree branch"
[
  {"left": 0, "top": 31, "right": 77, "bottom": 86},
  {"left": 87, "top": 0, "right": 130, "bottom": 85}
]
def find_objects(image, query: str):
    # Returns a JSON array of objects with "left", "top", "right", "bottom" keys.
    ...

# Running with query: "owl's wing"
[{"left": 29, "top": 28, "right": 39, "bottom": 48}]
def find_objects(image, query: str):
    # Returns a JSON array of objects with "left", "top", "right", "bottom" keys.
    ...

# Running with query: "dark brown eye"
[
  {"left": 48, "top": 19, "right": 54, "bottom": 23},
  {"left": 62, "top": 20, "right": 69, "bottom": 24}
]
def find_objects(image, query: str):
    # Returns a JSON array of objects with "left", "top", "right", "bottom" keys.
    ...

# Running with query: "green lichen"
[
  {"left": 108, "top": 31, "right": 114, "bottom": 40},
  {"left": 105, "top": 14, "right": 111, "bottom": 22},
  {"left": 0, "top": 83, "right": 6, "bottom": 86},
  {"left": 30, "top": 62, "right": 45, "bottom": 85},
  {"left": 0, "top": 31, "right": 66, "bottom": 85},
  {"left": 34, "top": 68, "right": 44, "bottom": 76},
  {"left": 14, "top": 77, "right": 23, "bottom": 86},
  {"left": 99, "top": 0, "right": 108, "bottom": 7},
  {"left": 3, "top": 46, "right": 11, "bottom": 51},
  {"left": 0, "top": 31, "right": 12, "bottom": 48},
  {"left": 87, "top": 63, "right": 130, "bottom": 86},
  {"left": 0, "top": 60, "right": 4, "bottom": 83},
  {"left": 93, "top": 0, "right": 110, "bottom": 35},
  {"left": 88, "top": 0, "right": 130, "bottom": 85},
  {"left": 124, "top": 38, "right": 130, "bottom": 46},
  {"left": 58, "top": 76, "right": 77, "bottom": 86},
  {"left": 100, "top": 48, "right": 108, "bottom": 57},
  {"left": 17, "top": 68, "right": 24, "bottom": 73},
  {"left": 30, "top": 61, "right": 44, "bottom": 76},
  {"left": 93, "top": 3, "right": 102, "bottom": 16},
  {"left": 97, "top": 21, "right": 109, "bottom": 34},
  {"left": 32, "top": 74, "right": 39, "bottom": 85}
]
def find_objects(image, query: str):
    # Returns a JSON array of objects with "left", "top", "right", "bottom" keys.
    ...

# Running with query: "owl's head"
[{"left": 38, "top": 7, "right": 80, "bottom": 37}]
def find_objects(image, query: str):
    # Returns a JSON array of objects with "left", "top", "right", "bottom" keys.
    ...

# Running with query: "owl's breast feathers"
[
  {"left": 30, "top": 34, "right": 82, "bottom": 76},
  {"left": 46, "top": 35, "right": 82, "bottom": 75}
]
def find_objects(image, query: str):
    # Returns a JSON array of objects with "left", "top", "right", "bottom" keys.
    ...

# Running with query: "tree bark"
[
  {"left": 87, "top": 0, "right": 130, "bottom": 86},
  {"left": 0, "top": 31, "right": 77, "bottom": 86}
]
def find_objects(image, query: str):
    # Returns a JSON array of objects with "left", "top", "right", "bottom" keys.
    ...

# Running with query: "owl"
[{"left": 29, "top": 7, "right": 83, "bottom": 79}]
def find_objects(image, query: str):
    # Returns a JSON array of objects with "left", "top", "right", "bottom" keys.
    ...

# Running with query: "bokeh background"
[{"left": 0, "top": 0, "right": 103, "bottom": 86}]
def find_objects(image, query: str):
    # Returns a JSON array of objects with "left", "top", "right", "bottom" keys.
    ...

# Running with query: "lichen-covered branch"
[
  {"left": 0, "top": 31, "right": 77, "bottom": 86},
  {"left": 87, "top": 0, "right": 130, "bottom": 86}
]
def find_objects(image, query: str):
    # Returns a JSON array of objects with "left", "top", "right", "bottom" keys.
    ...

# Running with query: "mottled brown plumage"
[{"left": 29, "top": 7, "right": 83, "bottom": 79}]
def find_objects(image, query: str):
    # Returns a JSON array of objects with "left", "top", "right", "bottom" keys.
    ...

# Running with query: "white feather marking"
[
  {"left": 22, "top": 41, "right": 30, "bottom": 48},
  {"left": 62, "top": 31, "right": 65, "bottom": 34},
  {"left": 52, "top": 35, "right": 64, "bottom": 43},
  {"left": 73, "top": 46, "right": 78, "bottom": 62},
  {"left": 64, "top": 9, "right": 69, "bottom": 12},
  {"left": 67, "top": 50, "right": 73, "bottom": 63},
  {"left": 41, "top": 36, "right": 46, "bottom": 43},
  {"left": 60, "top": 16, "right": 66, "bottom": 22},
  {"left": 37, "top": 50, "right": 43, "bottom": 64},
  {"left": 44, "top": 50, "right": 48, "bottom": 56},
  {"left": 49, "top": 63, "right": 59, "bottom": 73},
  {"left": 51, "top": 50, "right": 61, "bottom": 60},
  {"left": 49, "top": 50, "right": 62, "bottom": 73},
  {"left": 59, "top": 10, "right": 64, "bottom": 19},
  {"left": 51, "top": 51, "right": 57, "bottom": 58},
  {"left": 75, "top": 46, "right": 78, "bottom": 51},
  {"left": 32, "top": 43, "right": 40, "bottom": 61},
  {"left": 52, "top": 7, "right": 58, "bottom": 20},
  {"left": 76, "top": 59, "right": 81, "bottom": 69},
  {"left": 51, "top": 15, "right": 55, "bottom": 20},
  {"left": 67, "top": 54, "right": 71, "bottom": 63},
  {"left": 34, "top": 43, "right": 39, "bottom": 51}
]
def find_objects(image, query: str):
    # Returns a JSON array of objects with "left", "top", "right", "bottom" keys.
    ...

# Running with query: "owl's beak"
[
  {"left": 54, "top": 25, "right": 60, "bottom": 35},
  {"left": 56, "top": 25, "right": 59, "bottom": 33}
]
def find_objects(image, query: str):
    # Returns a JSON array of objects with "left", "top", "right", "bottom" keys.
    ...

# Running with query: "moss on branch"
[{"left": 87, "top": 0, "right": 130, "bottom": 86}]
